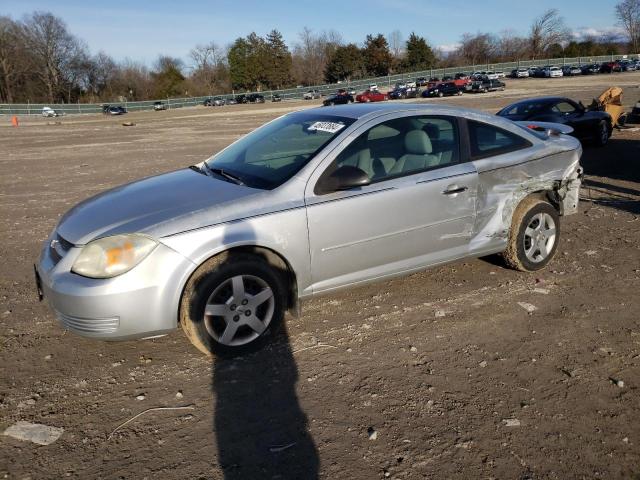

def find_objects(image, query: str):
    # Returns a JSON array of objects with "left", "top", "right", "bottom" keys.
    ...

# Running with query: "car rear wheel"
[
  {"left": 594, "top": 120, "right": 610, "bottom": 147},
  {"left": 180, "top": 253, "right": 286, "bottom": 357},
  {"left": 502, "top": 197, "right": 560, "bottom": 272}
]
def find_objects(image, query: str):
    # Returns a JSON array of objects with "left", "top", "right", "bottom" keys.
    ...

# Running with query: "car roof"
[
  {"left": 505, "top": 96, "right": 569, "bottom": 107},
  {"left": 299, "top": 103, "right": 505, "bottom": 123}
]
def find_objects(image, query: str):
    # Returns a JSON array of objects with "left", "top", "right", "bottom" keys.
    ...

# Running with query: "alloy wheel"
[
  {"left": 523, "top": 213, "right": 557, "bottom": 263},
  {"left": 203, "top": 275, "right": 275, "bottom": 347}
]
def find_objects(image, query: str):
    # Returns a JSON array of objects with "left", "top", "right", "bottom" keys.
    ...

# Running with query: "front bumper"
[{"left": 36, "top": 234, "right": 195, "bottom": 340}]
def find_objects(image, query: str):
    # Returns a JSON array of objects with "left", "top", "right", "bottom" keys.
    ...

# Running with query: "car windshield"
[{"left": 204, "top": 112, "right": 355, "bottom": 190}]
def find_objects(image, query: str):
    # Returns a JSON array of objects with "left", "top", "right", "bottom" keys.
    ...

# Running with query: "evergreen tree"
[
  {"left": 228, "top": 33, "right": 267, "bottom": 90},
  {"left": 362, "top": 34, "right": 393, "bottom": 76},
  {"left": 265, "top": 29, "right": 292, "bottom": 89},
  {"left": 403, "top": 32, "right": 436, "bottom": 71},
  {"left": 324, "top": 44, "right": 363, "bottom": 83}
]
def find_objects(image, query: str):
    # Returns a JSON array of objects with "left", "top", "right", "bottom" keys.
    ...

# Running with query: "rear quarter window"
[{"left": 468, "top": 120, "right": 532, "bottom": 159}]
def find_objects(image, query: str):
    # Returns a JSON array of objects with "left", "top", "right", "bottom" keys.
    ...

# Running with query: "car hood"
[{"left": 56, "top": 168, "right": 271, "bottom": 245}]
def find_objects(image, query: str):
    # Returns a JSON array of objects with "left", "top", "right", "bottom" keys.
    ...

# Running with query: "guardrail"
[{"left": 2, "top": 53, "right": 638, "bottom": 116}]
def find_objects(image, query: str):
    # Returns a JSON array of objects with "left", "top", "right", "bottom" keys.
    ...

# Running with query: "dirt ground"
[{"left": 1, "top": 73, "right": 640, "bottom": 480}]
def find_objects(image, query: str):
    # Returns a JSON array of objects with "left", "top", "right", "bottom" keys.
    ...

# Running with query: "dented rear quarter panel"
[{"left": 469, "top": 132, "right": 582, "bottom": 253}]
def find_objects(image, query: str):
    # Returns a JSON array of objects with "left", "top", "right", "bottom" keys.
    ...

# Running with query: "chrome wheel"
[
  {"left": 203, "top": 275, "right": 275, "bottom": 347},
  {"left": 523, "top": 213, "right": 556, "bottom": 263}
]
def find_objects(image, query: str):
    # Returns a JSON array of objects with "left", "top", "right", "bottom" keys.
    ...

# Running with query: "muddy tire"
[
  {"left": 502, "top": 197, "right": 560, "bottom": 272},
  {"left": 180, "top": 253, "right": 287, "bottom": 357}
]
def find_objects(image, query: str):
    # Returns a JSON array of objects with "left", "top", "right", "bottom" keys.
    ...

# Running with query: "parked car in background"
[
  {"left": 600, "top": 61, "right": 622, "bottom": 73},
  {"left": 581, "top": 63, "right": 601, "bottom": 75},
  {"left": 304, "top": 90, "right": 321, "bottom": 100},
  {"left": 247, "top": 93, "right": 265, "bottom": 103},
  {"left": 105, "top": 105, "right": 127, "bottom": 115},
  {"left": 36, "top": 103, "right": 583, "bottom": 356},
  {"left": 528, "top": 66, "right": 541, "bottom": 77},
  {"left": 368, "top": 84, "right": 379, "bottom": 91},
  {"left": 153, "top": 101, "right": 167, "bottom": 111},
  {"left": 271, "top": 94, "right": 282, "bottom": 102},
  {"left": 422, "top": 82, "right": 463, "bottom": 98},
  {"left": 322, "top": 90, "right": 354, "bottom": 106},
  {"left": 495, "top": 71, "right": 506, "bottom": 78},
  {"left": 406, "top": 81, "right": 417, "bottom": 88},
  {"left": 562, "top": 65, "right": 582, "bottom": 76},
  {"left": 416, "top": 77, "right": 429, "bottom": 86},
  {"left": 42, "top": 106, "right": 63, "bottom": 117},
  {"left": 497, "top": 96, "right": 613, "bottom": 146},
  {"left": 620, "top": 60, "right": 636, "bottom": 71},
  {"left": 471, "top": 78, "right": 505, "bottom": 93},
  {"left": 454, "top": 73, "right": 469, "bottom": 80},
  {"left": 512, "top": 67, "right": 530, "bottom": 78},
  {"left": 226, "top": 97, "right": 238, "bottom": 105},
  {"left": 355, "top": 89, "right": 387, "bottom": 102},
  {"left": 544, "top": 66, "right": 563, "bottom": 78},
  {"left": 388, "top": 86, "right": 420, "bottom": 100}
]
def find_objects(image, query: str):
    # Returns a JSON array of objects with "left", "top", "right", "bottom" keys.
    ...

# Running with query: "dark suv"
[
  {"left": 422, "top": 82, "right": 463, "bottom": 98},
  {"left": 471, "top": 77, "right": 505, "bottom": 93}
]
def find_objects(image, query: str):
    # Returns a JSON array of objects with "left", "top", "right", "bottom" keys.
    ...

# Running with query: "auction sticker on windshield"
[{"left": 307, "top": 121, "right": 346, "bottom": 134}]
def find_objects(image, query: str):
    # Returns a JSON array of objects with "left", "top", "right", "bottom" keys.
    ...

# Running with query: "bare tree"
[
  {"left": 458, "top": 32, "right": 498, "bottom": 65},
  {"left": 189, "top": 42, "right": 227, "bottom": 94},
  {"left": 616, "top": 0, "right": 640, "bottom": 52},
  {"left": 292, "top": 27, "right": 343, "bottom": 85},
  {"left": 21, "top": 12, "right": 87, "bottom": 102},
  {"left": 388, "top": 29, "right": 404, "bottom": 58},
  {"left": 497, "top": 30, "right": 529, "bottom": 61},
  {"left": 0, "top": 17, "right": 29, "bottom": 103},
  {"left": 529, "top": 9, "right": 570, "bottom": 58}
]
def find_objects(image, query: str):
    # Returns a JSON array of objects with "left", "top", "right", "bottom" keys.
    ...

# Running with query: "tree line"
[{"left": 1, "top": 4, "right": 639, "bottom": 104}]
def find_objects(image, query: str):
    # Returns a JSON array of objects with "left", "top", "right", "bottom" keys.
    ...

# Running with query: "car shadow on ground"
[
  {"left": 580, "top": 137, "right": 640, "bottom": 215},
  {"left": 212, "top": 326, "right": 319, "bottom": 479}
]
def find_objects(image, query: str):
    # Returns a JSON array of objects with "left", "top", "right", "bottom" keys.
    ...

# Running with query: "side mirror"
[
  {"left": 578, "top": 101, "right": 586, "bottom": 112},
  {"left": 321, "top": 165, "right": 371, "bottom": 194}
]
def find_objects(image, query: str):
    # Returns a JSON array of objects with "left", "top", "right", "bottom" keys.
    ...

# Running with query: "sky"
[{"left": 1, "top": 0, "right": 622, "bottom": 65}]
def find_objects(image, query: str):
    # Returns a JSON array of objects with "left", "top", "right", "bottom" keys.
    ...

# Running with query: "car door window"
[
  {"left": 317, "top": 116, "right": 460, "bottom": 193},
  {"left": 468, "top": 120, "right": 532, "bottom": 160},
  {"left": 551, "top": 101, "right": 577, "bottom": 114}
]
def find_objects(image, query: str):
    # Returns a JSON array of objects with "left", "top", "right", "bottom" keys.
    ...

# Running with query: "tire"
[
  {"left": 329, "top": 101, "right": 335, "bottom": 106},
  {"left": 180, "top": 253, "right": 287, "bottom": 357},
  {"left": 438, "top": 92, "right": 444, "bottom": 98},
  {"left": 594, "top": 119, "right": 610, "bottom": 147},
  {"left": 502, "top": 197, "right": 560, "bottom": 272}
]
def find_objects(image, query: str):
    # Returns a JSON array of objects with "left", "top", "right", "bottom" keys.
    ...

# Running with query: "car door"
[
  {"left": 550, "top": 100, "right": 589, "bottom": 138},
  {"left": 304, "top": 114, "right": 478, "bottom": 294}
]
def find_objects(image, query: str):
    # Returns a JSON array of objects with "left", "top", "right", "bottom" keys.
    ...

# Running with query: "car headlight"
[{"left": 71, "top": 234, "right": 158, "bottom": 279}]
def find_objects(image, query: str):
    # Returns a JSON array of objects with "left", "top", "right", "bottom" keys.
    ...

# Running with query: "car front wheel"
[
  {"left": 502, "top": 197, "right": 560, "bottom": 272},
  {"left": 180, "top": 253, "right": 286, "bottom": 356}
]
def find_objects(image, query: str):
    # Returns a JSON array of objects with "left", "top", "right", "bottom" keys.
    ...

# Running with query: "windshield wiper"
[{"left": 205, "top": 166, "right": 246, "bottom": 186}]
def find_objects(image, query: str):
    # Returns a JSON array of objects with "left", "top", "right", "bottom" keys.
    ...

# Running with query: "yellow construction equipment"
[{"left": 589, "top": 87, "right": 625, "bottom": 127}]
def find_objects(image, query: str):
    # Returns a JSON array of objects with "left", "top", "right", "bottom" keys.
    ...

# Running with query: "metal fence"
[{"left": 2, "top": 53, "right": 638, "bottom": 116}]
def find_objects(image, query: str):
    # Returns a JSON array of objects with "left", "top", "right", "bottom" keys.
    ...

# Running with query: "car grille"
[
  {"left": 50, "top": 233, "right": 73, "bottom": 264},
  {"left": 55, "top": 311, "right": 119, "bottom": 334}
]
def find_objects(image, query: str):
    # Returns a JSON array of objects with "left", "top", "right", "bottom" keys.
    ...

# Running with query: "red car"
[{"left": 355, "top": 90, "right": 387, "bottom": 102}]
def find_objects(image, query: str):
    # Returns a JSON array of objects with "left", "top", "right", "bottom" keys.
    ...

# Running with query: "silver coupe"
[{"left": 36, "top": 104, "right": 583, "bottom": 356}]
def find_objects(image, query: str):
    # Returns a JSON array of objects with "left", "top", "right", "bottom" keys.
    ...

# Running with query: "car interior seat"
[{"left": 389, "top": 130, "right": 440, "bottom": 175}]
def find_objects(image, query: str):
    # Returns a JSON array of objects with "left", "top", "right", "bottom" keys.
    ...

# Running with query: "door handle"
[{"left": 442, "top": 185, "right": 468, "bottom": 195}]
